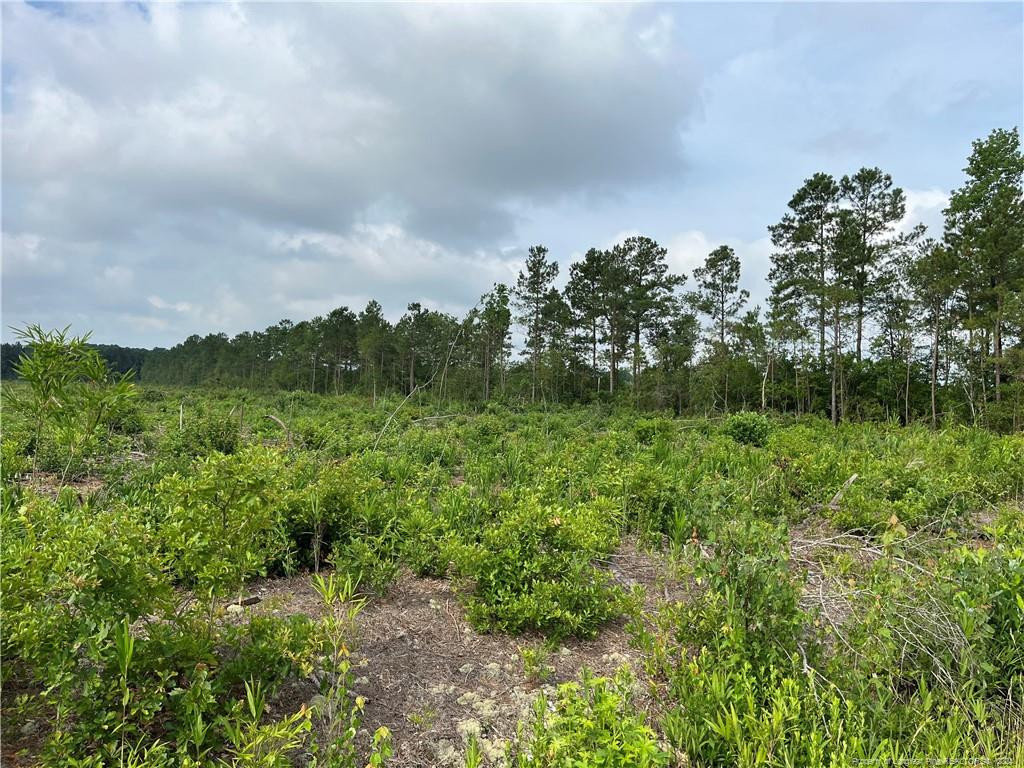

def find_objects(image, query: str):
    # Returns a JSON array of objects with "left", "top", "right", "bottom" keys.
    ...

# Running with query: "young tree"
[
  {"left": 649, "top": 298, "right": 699, "bottom": 414},
  {"left": 479, "top": 283, "right": 512, "bottom": 400},
  {"left": 689, "top": 245, "right": 748, "bottom": 411},
  {"left": 322, "top": 307, "right": 358, "bottom": 394},
  {"left": 769, "top": 173, "right": 842, "bottom": 369},
  {"left": 618, "top": 235, "right": 681, "bottom": 396},
  {"left": 596, "top": 248, "right": 631, "bottom": 396},
  {"left": 908, "top": 239, "right": 958, "bottom": 427},
  {"left": 565, "top": 249, "right": 605, "bottom": 384},
  {"left": 357, "top": 300, "right": 392, "bottom": 404}
]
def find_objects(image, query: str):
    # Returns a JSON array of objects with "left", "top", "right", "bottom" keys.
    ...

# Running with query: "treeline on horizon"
[
  {"left": 1, "top": 342, "right": 148, "bottom": 379},
  {"left": 6, "top": 128, "right": 1023, "bottom": 429}
]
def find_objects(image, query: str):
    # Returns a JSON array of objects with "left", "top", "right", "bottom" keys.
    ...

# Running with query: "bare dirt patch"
[
  {"left": 244, "top": 537, "right": 684, "bottom": 765},
  {"left": 21, "top": 471, "right": 104, "bottom": 500}
]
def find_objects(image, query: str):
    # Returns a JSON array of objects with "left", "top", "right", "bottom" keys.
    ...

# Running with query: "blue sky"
[{"left": 3, "top": 1, "right": 1021, "bottom": 347}]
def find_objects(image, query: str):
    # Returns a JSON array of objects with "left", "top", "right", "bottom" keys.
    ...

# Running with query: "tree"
[
  {"left": 595, "top": 248, "right": 631, "bottom": 396},
  {"left": 618, "top": 235, "right": 681, "bottom": 397},
  {"left": 944, "top": 127, "right": 1024, "bottom": 406},
  {"left": 357, "top": 301, "right": 392, "bottom": 404},
  {"left": 908, "top": 239, "right": 958, "bottom": 427},
  {"left": 692, "top": 245, "right": 748, "bottom": 348},
  {"left": 689, "top": 245, "right": 748, "bottom": 410},
  {"left": 479, "top": 283, "right": 512, "bottom": 400},
  {"left": 514, "top": 245, "right": 560, "bottom": 402},
  {"left": 565, "top": 249, "right": 605, "bottom": 384},
  {"left": 8, "top": 325, "right": 136, "bottom": 480},
  {"left": 649, "top": 298, "right": 699, "bottom": 414},
  {"left": 839, "top": 167, "right": 909, "bottom": 361},
  {"left": 322, "top": 307, "right": 358, "bottom": 394},
  {"left": 769, "top": 173, "right": 842, "bottom": 369}
]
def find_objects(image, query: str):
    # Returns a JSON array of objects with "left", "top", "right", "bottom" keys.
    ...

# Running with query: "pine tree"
[{"left": 514, "top": 245, "right": 559, "bottom": 402}]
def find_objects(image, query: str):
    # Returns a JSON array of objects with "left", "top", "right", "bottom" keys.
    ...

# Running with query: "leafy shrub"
[
  {"left": 510, "top": 668, "right": 669, "bottom": 767},
  {"left": 633, "top": 417, "right": 674, "bottom": 446},
  {"left": 677, "top": 518, "right": 806, "bottom": 671},
  {"left": 2, "top": 492, "right": 171, "bottom": 686},
  {"left": 156, "top": 446, "right": 291, "bottom": 598},
  {"left": 455, "top": 497, "right": 623, "bottom": 638},
  {"left": 399, "top": 499, "right": 451, "bottom": 576},
  {"left": 721, "top": 410, "right": 772, "bottom": 447},
  {"left": 162, "top": 412, "right": 240, "bottom": 457},
  {"left": 1, "top": 436, "right": 31, "bottom": 483},
  {"left": 6, "top": 325, "right": 137, "bottom": 478}
]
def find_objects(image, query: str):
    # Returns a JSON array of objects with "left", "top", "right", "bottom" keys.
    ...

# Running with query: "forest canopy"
[{"left": 6, "top": 128, "right": 1022, "bottom": 429}]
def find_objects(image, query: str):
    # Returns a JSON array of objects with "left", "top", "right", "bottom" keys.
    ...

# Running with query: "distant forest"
[
  {"left": 2, "top": 342, "right": 149, "bottom": 380},
  {"left": 6, "top": 128, "right": 1022, "bottom": 429}
]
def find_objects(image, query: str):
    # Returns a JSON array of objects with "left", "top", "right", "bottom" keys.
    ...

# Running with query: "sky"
[{"left": 2, "top": 1, "right": 1022, "bottom": 349}]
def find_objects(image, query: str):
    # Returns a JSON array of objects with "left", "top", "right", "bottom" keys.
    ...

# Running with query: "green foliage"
[
  {"left": 722, "top": 410, "right": 773, "bottom": 447},
  {"left": 510, "top": 668, "right": 670, "bottom": 767},
  {"left": 163, "top": 410, "right": 241, "bottom": 457},
  {"left": 1, "top": 436, "right": 31, "bottom": 483},
  {"left": 455, "top": 496, "right": 623, "bottom": 638},
  {"left": 157, "top": 446, "right": 291, "bottom": 597},
  {"left": 3, "top": 368, "right": 1022, "bottom": 764},
  {"left": 6, "top": 324, "right": 137, "bottom": 478}
]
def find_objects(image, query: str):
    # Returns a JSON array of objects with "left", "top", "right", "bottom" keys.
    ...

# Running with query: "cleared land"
[{"left": 2, "top": 385, "right": 1023, "bottom": 766}]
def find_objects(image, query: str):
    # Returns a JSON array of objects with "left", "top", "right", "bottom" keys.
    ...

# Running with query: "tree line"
[{"left": 7, "top": 128, "right": 1022, "bottom": 428}]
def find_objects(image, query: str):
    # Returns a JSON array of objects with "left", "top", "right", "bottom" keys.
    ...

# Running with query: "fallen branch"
[
  {"left": 264, "top": 414, "right": 293, "bottom": 449},
  {"left": 808, "top": 473, "right": 858, "bottom": 513}
]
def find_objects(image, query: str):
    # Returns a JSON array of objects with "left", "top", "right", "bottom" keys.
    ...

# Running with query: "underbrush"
[{"left": 2, "top": 335, "right": 1021, "bottom": 765}]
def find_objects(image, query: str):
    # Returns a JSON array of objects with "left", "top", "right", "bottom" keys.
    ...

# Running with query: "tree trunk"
[
  {"left": 904, "top": 345, "right": 912, "bottom": 426},
  {"left": 930, "top": 313, "right": 939, "bottom": 429},
  {"left": 994, "top": 296, "right": 1003, "bottom": 402},
  {"left": 761, "top": 355, "right": 770, "bottom": 411},
  {"left": 831, "top": 305, "right": 840, "bottom": 426},
  {"left": 855, "top": 292, "right": 864, "bottom": 362}
]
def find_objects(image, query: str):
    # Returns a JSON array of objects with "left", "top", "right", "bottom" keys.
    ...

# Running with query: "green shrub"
[
  {"left": 510, "top": 668, "right": 669, "bottom": 767},
  {"left": 156, "top": 446, "right": 291, "bottom": 598},
  {"left": 721, "top": 410, "right": 773, "bottom": 447},
  {"left": 455, "top": 497, "right": 623, "bottom": 638},
  {"left": 162, "top": 412, "right": 240, "bottom": 457},
  {"left": 1, "top": 436, "right": 31, "bottom": 483}
]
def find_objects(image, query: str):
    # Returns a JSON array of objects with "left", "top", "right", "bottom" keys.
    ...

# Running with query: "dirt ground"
[{"left": 244, "top": 536, "right": 685, "bottom": 766}]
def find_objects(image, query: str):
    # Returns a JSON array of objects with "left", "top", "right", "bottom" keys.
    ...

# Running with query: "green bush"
[
  {"left": 721, "top": 410, "right": 773, "bottom": 447},
  {"left": 455, "top": 497, "right": 623, "bottom": 638},
  {"left": 510, "top": 668, "right": 669, "bottom": 767},
  {"left": 156, "top": 446, "right": 291, "bottom": 597},
  {"left": 162, "top": 412, "right": 240, "bottom": 457}
]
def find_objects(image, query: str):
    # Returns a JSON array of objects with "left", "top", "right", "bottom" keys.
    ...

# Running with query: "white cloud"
[
  {"left": 900, "top": 188, "right": 948, "bottom": 235},
  {"left": 148, "top": 295, "right": 194, "bottom": 313},
  {"left": 2, "top": 2, "right": 698, "bottom": 345}
]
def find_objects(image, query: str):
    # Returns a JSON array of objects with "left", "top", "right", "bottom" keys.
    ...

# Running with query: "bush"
[
  {"left": 455, "top": 497, "right": 623, "bottom": 638},
  {"left": 162, "top": 412, "right": 240, "bottom": 457},
  {"left": 510, "top": 668, "right": 669, "bottom": 767},
  {"left": 156, "top": 446, "right": 291, "bottom": 598},
  {"left": 721, "top": 411, "right": 773, "bottom": 447}
]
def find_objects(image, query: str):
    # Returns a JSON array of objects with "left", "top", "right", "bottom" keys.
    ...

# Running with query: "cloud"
[
  {"left": 899, "top": 188, "right": 949, "bottom": 236},
  {"left": 2, "top": 2, "right": 1018, "bottom": 348},
  {"left": 665, "top": 230, "right": 773, "bottom": 309},
  {"left": 148, "top": 295, "right": 194, "bottom": 313},
  {"left": 2, "top": 2, "right": 699, "bottom": 345},
  {"left": 3, "top": 3, "right": 698, "bottom": 244}
]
